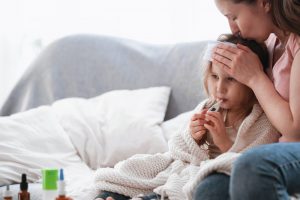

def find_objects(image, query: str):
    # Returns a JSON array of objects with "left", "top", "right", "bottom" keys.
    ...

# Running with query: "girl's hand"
[
  {"left": 190, "top": 109, "right": 208, "bottom": 144},
  {"left": 204, "top": 111, "right": 232, "bottom": 152},
  {"left": 212, "top": 43, "right": 264, "bottom": 87}
]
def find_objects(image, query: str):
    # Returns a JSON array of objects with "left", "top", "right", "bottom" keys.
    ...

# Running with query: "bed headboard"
[{"left": 0, "top": 34, "right": 208, "bottom": 119}]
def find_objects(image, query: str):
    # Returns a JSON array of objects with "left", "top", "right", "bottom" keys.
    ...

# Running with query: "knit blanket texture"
[{"left": 94, "top": 100, "right": 280, "bottom": 200}]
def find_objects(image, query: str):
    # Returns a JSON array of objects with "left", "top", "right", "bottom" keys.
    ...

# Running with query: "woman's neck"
[{"left": 274, "top": 29, "right": 290, "bottom": 46}]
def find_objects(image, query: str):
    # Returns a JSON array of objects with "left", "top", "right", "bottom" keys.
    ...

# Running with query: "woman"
[{"left": 192, "top": 0, "right": 300, "bottom": 199}]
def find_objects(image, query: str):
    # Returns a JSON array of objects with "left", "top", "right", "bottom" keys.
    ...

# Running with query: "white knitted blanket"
[{"left": 93, "top": 100, "right": 280, "bottom": 200}]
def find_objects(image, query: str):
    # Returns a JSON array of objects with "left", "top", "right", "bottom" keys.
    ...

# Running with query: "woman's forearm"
[{"left": 250, "top": 73, "right": 300, "bottom": 139}]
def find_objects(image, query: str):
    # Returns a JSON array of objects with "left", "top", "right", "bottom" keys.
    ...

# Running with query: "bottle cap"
[
  {"left": 59, "top": 169, "right": 64, "bottom": 181},
  {"left": 3, "top": 185, "right": 13, "bottom": 197},
  {"left": 20, "top": 173, "right": 28, "bottom": 190},
  {"left": 58, "top": 169, "right": 66, "bottom": 196},
  {"left": 42, "top": 169, "right": 58, "bottom": 190}
]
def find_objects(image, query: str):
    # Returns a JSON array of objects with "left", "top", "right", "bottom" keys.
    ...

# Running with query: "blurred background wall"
[{"left": 0, "top": 0, "right": 229, "bottom": 106}]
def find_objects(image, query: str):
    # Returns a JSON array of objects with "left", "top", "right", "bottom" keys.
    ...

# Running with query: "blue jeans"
[
  {"left": 95, "top": 191, "right": 161, "bottom": 200},
  {"left": 95, "top": 191, "right": 130, "bottom": 200},
  {"left": 193, "top": 143, "right": 300, "bottom": 200},
  {"left": 231, "top": 142, "right": 300, "bottom": 200},
  {"left": 193, "top": 173, "right": 230, "bottom": 200}
]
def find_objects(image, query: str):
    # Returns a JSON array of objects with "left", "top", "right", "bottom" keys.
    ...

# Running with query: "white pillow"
[
  {"left": 161, "top": 110, "right": 194, "bottom": 141},
  {"left": 52, "top": 86, "right": 170, "bottom": 169},
  {"left": 0, "top": 106, "right": 83, "bottom": 185}
]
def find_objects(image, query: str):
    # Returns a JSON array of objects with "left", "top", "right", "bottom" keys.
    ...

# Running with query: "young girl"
[
  {"left": 93, "top": 34, "right": 279, "bottom": 200},
  {"left": 190, "top": 34, "right": 270, "bottom": 158}
]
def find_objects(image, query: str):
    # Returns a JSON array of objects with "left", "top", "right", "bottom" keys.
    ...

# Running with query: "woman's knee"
[
  {"left": 95, "top": 191, "right": 130, "bottom": 200},
  {"left": 230, "top": 144, "right": 290, "bottom": 200},
  {"left": 231, "top": 144, "right": 281, "bottom": 188},
  {"left": 193, "top": 173, "right": 230, "bottom": 200},
  {"left": 233, "top": 145, "right": 276, "bottom": 175}
]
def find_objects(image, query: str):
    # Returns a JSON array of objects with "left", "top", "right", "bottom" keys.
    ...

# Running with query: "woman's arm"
[
  {"left": 250, "top": 51, "right": 300, "bottom": 140},
  {"left": 213, "top": 44, "right": 300, "bottom": 140},
  {"left": 249, "top": 70, "right": 296, "bottom": 139}
]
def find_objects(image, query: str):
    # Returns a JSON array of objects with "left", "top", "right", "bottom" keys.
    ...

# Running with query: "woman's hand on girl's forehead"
[
  {"left": 212, "top": 44, "right": 239, "bottom": 72},
  {"left": 214, "top": 43, "right": 239, "bottom": 56},
  {"left": 212, "top": 43, "right": 264, "bottom": 87}
]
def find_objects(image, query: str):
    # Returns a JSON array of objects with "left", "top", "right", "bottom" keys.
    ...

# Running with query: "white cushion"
[
  {"left": 52, "top": 86, "right": 170, "bottom": 169},
  {"left": 0, "top": 106, "right": 83, "bottom": 185},
  {"left": 161, "top": 110, "right": 193, "bottom": 141},
  {"left": 0, "top": 86, "right": 170, "bottom": 185}
]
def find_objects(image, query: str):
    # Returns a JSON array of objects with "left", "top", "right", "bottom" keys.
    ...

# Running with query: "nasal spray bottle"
[
  {"left": 56, "top": 169, "right": 73, "bottom": 200},
  {"left": 42, "top": 169, "right": 58, "bottom": 200}
]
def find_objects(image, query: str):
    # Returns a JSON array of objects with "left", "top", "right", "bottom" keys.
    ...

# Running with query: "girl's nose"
[{"left": 217, "top": 81, "right": 226, "bottom": 93}]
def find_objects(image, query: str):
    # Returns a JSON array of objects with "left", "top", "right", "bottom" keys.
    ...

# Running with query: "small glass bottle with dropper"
[
  {"left": 18, "top": 173, "right": 30, "bottom": 200},
  {"left": 3, "top": 185, "right": 13, "bottom": 200}
]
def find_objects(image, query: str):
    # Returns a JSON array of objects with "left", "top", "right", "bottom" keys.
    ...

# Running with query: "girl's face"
[
  {"left": 214, "top": 0, "right": 274, "bottom": 42},
  {"left": 207, "top": 63, "right": 254, "bottom": 111}
]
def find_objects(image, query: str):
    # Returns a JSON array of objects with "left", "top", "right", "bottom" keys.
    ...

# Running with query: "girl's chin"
[{"left": 220, "top": 101, "right": 230, "bottom": 109}]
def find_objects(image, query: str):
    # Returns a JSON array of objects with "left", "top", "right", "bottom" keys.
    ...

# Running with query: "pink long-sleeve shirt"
[{"left": 266, "top": 33, "right": 300, "bottom": 101}]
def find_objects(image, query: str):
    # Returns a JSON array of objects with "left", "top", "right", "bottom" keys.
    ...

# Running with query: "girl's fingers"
[
  {"left": 205, "top": 112, "right": 221, "bottom": 125},
  {"left": 190, "top": 119, "right": 206, "bottom": 127},
  {"left": 191, "top": 110, "right": 208, "bottom": 120},
  {"left": 206, "top": 111, "right": 223, "bottom": 122},
  {"left": 194, "top": 130, "right": 206, "bottom": 137},
  {"left": 204, "top": 116, "right": 219, "bottom": 129},
  {"left": 193, "top": 130, "right": 206, "bottom": 140},
  {"left": 203, "top": 123, "right": 214, "bottom": 133},
  {"left": 191, "top": 114, "right": 198, "bottom": 121},
  {"left": 192, "top": 126, "right": 206, "bottom": 133},
  {"left": 191, "top": 114, "right": 206, "bottom": 121}
]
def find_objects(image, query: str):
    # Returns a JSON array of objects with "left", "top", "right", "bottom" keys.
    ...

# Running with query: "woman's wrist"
[{"left": 247, "top": 71, "right": 269, "bottom": 90}]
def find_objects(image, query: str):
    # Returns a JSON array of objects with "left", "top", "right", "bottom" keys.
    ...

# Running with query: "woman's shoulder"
[
  {"left": 289, "top": 33, "right": 300, "bottom": 43},
  {"left": 287, "top": 33, "right": 300, "bottom": 55}
]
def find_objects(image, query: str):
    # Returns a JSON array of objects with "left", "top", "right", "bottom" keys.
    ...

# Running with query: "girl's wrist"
[{"left": 217, "top": 137, "right": 232, "bottom": 152}]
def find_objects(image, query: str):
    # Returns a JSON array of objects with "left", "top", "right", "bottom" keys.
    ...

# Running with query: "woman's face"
[{"left": 214, "top": 0, "right": 274, "bottom": 42}]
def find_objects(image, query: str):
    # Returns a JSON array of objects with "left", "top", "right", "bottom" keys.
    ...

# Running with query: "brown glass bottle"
[
  {"left": 18, "top": 174, "right": 30, "bottom": 200},
  {"left": 18, "top": 191, "right": 30, "bottom": 200}
]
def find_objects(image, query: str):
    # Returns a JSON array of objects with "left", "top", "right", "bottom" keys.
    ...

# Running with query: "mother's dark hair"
[{"left": 229, "top": 0, "right": 300, "bottom": 35}]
